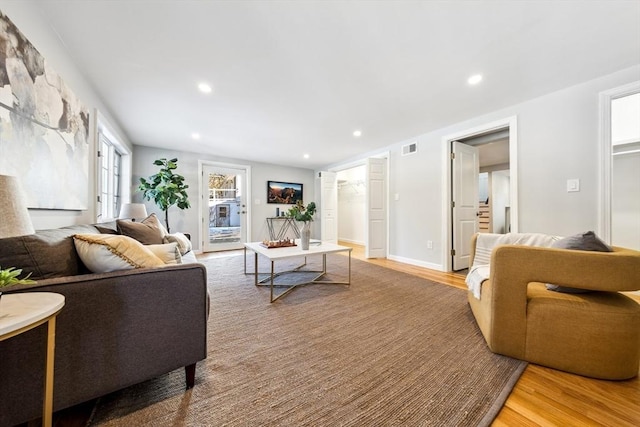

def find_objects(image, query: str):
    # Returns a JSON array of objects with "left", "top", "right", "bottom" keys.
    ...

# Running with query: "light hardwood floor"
[{"left": 339, "top": 241, "right": 640, "bottom": 427}]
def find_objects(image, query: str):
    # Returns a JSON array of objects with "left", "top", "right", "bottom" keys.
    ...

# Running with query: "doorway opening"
[
  {"left": 330, "top": 155, "right": 389, "bottom": 258},
  {"left": 599, "top": 82, "right": 640, "bottom": 250},
  {"left": 458, "top": 128, "right": 511, "bottom": 235},
  {"left": 442, "top": 116, "right": 518, "bottom": 272},
  {"left": 337, "top": 165, "right": 366, "bottom": 246}
]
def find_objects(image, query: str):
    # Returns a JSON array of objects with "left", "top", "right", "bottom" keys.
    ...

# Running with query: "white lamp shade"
[
  {"left": 119, "top": 203, "right": 148, "bottom": 220},
  {"left": 0, "top": 175, "right": 35, "bottom": 238}
]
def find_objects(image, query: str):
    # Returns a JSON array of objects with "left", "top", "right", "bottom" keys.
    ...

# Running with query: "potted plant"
[
  {"left": 138, "top": 158, "right": 190, "bottom": 233},
  {"left": 0, "top": 266, "right": 35, "bottom": 300},
  {"left": 287, "top": 201, "right": 316, "bottom": 250}
]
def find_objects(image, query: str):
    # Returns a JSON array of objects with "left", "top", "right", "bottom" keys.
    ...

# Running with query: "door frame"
[
  {"left": 441, "top": 116, "right": 518, "bottom": 272},
  {"left": 330, "top": 152, "right": 390, "bottom": 257},
  {"left": 198, "top": 160, "right": 252, "bottom": 252},
  {"left": 598, "top": 81, "right": 640, "bottom": 244}
]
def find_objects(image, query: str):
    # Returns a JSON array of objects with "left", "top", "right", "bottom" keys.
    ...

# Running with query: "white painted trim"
[
  {"left": 387, "top": 254, "right": 444, "bottom": 272},
  {"left": 441, "top": 116, "right": 518, "bottom": 272},
  {"left": 95, "top": 109, "right": 133, "bottom": 220},
  {"left": 338, "top": 238, "right": 366, "bottom": 245},
  {"left": 598, "top": 81, "right": 640, "bottom": 244},
  {"left": 198, "top": 160, "right": 252, "bottom": 252}
]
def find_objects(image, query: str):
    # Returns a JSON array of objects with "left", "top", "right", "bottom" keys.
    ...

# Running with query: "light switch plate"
[{"left": 567, "top": 179, "right": 580, "bottom": 192}]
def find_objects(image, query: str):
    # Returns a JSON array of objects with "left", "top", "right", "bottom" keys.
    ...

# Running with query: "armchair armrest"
[{"left": 487, "top": 244, "right": 640, "bottom": 357}]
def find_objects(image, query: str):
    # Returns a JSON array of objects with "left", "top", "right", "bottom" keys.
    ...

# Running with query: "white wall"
[
  {"left": 133, "top": 145, "right": 315, "bottom": 252},
  {"left": 0, "top": 2, "right": 132, "bottom": 230},
  {"left": 326, "top": 65, "right": 640, "bottom": 270}
]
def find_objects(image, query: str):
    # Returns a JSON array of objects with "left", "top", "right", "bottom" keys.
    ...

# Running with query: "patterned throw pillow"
[{"left": 73, "top": 233, "right": 165, "bottom": 273}]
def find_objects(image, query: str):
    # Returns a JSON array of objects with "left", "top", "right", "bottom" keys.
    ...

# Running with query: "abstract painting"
[{"left": 0, "top": 11, "right": 89, "bottom": 210}]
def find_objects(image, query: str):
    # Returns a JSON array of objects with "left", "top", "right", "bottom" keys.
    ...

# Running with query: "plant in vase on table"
[{"left": 287, "top": 201, "right": 316, "bottom": 250}]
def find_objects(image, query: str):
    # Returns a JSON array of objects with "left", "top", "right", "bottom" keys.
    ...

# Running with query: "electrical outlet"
[{"left": 427, "top": 240, "right": 433, "bottom": 249}]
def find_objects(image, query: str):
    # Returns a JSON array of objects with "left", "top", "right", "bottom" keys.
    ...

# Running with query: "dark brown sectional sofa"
[{"left": 0, "top": 223, "right": 208, "bottom": 426}]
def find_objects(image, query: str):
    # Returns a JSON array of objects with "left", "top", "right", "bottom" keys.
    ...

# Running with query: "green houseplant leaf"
[
  {"left": 138, "top": 158, "right": 191, "bottom": 232},
  {"left": 0, "top": 266, "right": 36, "bottom": 288},
  {"left": 287, "top": 201, "right": 316, "bottom": 222}
]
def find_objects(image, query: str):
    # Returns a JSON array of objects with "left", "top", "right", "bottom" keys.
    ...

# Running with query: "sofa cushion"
[
  {"left": 73, "top": 233, "right": 166, "bottom": 273},
  {"left": 0, "top": 224, "right": 100, "bottom": 280},
  {"left": 116, "top": 213, "right": 166, "bottom": 245},
  {"left": 164, "top": 232, "right": 192, "bottom": 255},
  {"left": 146, "top": 242, "right": 183, "bottom": 265},
  {"left": 546, "top": 231, "right": 612, "bottom": 293}
]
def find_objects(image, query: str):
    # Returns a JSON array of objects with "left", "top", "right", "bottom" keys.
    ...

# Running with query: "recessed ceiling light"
[
  {"left": 468, "top": 74, "right": 483, "bottom": 85},
  {"left": 198, "top": 83, "right": 212, "bottom": 93},
  {"left": 191, "top": 132, "right": 201, "bottom": 140},
  {"left": 353, "top": 130, "right": 362, "bottom": 137},
  {"left": 303, "top": 154, "right": 310, "bottom": 159}
]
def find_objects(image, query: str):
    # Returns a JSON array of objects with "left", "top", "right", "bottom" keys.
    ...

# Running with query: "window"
[{"left": 97, "top": 132, "right": 123, "bottom": 221}]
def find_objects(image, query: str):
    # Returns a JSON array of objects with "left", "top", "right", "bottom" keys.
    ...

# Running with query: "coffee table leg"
[
  {"left": 254, "top": 252, "right": 258, "bottom": 286},
  {"left": 270, "top": 260, "right": 275, "bottom": 303}
]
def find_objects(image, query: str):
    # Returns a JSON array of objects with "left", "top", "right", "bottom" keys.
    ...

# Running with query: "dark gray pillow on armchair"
[{"left": 546, "top": 231, "right": 612, "bottom": 293}]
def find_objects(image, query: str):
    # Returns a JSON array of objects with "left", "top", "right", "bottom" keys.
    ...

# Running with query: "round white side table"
[{"left": 0, "top": 292, "right": 65, "bottom": 427}]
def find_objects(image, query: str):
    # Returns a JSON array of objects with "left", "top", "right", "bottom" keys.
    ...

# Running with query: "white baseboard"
[
  {"left": 387, "top": 254, "right": 444, "bottom": 272},
  {"left": 338, "top": 238, "right": 365, "bottom": 245}
]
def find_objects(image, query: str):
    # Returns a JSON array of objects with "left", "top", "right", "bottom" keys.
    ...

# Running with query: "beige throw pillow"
[
  {"left": 164, "top": 232, "right": 192, "bottom": 255},
  {"left": 74, "top": 233, "right": 165, "bottom": 273},
  {"left": 116, "top": 213, "right": 166, "bottom": 245},
  {"left": 146, "top": 242, "right": 183, "bottom": 265}
]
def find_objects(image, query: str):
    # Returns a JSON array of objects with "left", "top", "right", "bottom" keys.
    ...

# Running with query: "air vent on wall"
[{"left": 401, "top": 142, "right": 417, "bottom": 156}]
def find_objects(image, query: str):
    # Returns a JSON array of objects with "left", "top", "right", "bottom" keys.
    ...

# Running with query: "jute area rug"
[{"left": 89, "top": 253, "right": 526, "bottom": 426}]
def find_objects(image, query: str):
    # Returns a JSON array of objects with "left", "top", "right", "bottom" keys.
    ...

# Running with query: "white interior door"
[
  {"left": 366, "top": 157, "right": 387, "bottom": 258},
  {"left": 452, "top": 141, "right": 479, "bottom": 270},
  {"left": 320, "top": 171, "right": 338, "bottom": 243},
  {"left": 202, "top": 164, "right": 248, "bottom": 252}
]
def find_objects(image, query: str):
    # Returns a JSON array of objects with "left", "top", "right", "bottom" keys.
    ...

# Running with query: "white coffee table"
[
  {"left": 0, "top": 292, "right": 65, "bottom": 427},
  {"left": 244, "top": 240, "right": 352, "bottom": 302}
]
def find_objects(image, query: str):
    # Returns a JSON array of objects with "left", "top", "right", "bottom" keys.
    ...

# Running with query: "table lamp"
[
  {"left": 118, "top": 203, "right": 148, "bottom": 221},
  {"left": 0, "top": 175, "right": 35, "bottom": 238}
]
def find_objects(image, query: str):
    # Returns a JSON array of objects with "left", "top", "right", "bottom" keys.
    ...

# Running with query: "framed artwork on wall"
[
  {"left": 0, "top": 11, "right": 90, "bottom": 210},
  {"left": 267, "top": 181, "right": 303, "bottom": 205}
]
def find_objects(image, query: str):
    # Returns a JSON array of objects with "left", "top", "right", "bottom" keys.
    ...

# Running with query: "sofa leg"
[{"left": 185, "top": 363, "right": 196, "bottom": 389}]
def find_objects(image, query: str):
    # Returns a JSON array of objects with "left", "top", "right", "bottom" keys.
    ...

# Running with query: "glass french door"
[{"left": 202, "top": 164, "right": 248, "bottom": 252}]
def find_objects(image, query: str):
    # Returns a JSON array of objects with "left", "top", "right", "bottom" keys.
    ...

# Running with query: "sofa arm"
[
  {"left": 492, "top": 245, "right": 640, "bottom": 292},
  {"left": 488, "top": 244, "right": 640, "bottom": 357}
]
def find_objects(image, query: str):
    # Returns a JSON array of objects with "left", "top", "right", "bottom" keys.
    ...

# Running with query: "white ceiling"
[{"left": 32, "top": 0, "right": 640, "bottom": 169}]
